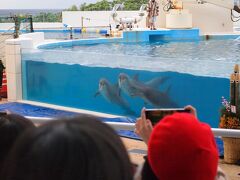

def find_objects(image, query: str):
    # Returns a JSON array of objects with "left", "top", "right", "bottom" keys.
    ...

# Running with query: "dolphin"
[
  {"left": 95, "top": 78, "right": 135, "bottom": 115},
  {"left": 118, "top": 73, "right": 178, "bottom": 108}
]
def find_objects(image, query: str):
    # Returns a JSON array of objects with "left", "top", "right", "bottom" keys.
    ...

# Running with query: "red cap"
[{"left": 148, "top": 113, "right": 218, "bottom": 180}]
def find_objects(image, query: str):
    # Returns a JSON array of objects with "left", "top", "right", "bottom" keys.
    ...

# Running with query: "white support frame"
[{"left": 28, "top": 116, "right": 240, "bottom": 138}]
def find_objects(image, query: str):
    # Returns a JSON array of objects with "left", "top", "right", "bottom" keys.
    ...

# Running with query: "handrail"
[
  {"left": 26, "top": 116, "right": 240, "bottom": 138},
  {"left": 34, "top": 26, "right": 110, "bottom": 30},
  {"left": 0, "top": 33, "right": 14, "bottom": 57},
  {"left": 0, "top": 33, "right": 14, "bottom": 43}
]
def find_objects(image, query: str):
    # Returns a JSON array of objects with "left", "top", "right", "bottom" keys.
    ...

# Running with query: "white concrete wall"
[
  {"left": 62, "top": 2, "right": 234, "bottom": 34},
  {"left": 62, "top": 11, "right": 147, "bottom": 29},
  {"left": 19, "top": 32, "right": 44, "bottom": 47},
  {"left": 186, "top": 4, "right": 233, "bottom": 34},
  {"left": 0, "top": 23, "right": 15, "bottom": 30},
  {"left": 33, "top": 22, "right": 63, "bottom": 29},
  {"left": 158, "top": 0, "right": 233, "bottom": 34},
  {"left": 0, "top": 22, "right": 64, "bottom": 30},
  {"left": 0, "top": 3, "right": 235, "bottom": 34}
]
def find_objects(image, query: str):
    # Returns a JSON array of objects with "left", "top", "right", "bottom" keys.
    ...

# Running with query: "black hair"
[
  {"left": 0, "top": 113, "right": 35, "bottom": 170},
  {"left": 141, "top": 156, "right": 158, "bottom": 180},
  {"left": 1, "top": 115, "right": 133, "bottom": 180}
]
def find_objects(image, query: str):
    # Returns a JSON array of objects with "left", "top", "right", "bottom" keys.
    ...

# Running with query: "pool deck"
[{"left": 0, "top": 99, "right": 239, "bottom": 179}]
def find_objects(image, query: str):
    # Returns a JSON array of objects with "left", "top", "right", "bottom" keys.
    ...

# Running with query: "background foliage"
[
  {"left": 0, "top": 0, "right": 148, "bottom": 23},
  {"left": 76, "top": 0, "right": 148, "bottom": 11}
]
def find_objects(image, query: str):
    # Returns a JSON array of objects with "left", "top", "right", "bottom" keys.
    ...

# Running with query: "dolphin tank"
[{"left": 21, "top": 39, "right": 233, "bottom": 127}]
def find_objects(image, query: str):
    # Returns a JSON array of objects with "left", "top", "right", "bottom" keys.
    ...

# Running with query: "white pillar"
[
  {"left": 5, "top": 38, "right": 33, "bottom": 101},
  {"left": 5, "top": 39, "right": 22, "bottom": 101}
]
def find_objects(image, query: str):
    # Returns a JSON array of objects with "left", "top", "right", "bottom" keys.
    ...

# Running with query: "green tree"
[
  {"left": 67, "top": 5, "right": 79, "bottom": 11},
  {"left": 79, "top": 3, "right": 87, "bottom": 11},
  {"left": 32, "top": 12, "right": 62, "bottom": 22},
  {"left": 78, "top": 0, "right": 148, "bottom": 11}
]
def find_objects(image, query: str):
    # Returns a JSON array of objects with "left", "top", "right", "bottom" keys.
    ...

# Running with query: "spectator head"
[
  {"left": 2, "top": 115, "right": 133, "bottom": 180},
  {"left": 148, "top": 113, "right": 218, "bottom": 180},
  {"left": 0, "top": 112, "right": 35, "bottom": 170}
]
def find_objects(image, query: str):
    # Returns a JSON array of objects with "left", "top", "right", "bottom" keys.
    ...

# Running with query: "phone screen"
[{"left": 145, "top": 108, "right": 190, "bottom": 126}]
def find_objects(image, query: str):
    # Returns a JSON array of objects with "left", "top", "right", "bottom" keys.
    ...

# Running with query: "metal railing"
[
  {"left": 27, "top": 116, "right": 240, "bottom": 138},
  {"left": 0, "top": 22, "right": 32, "bottom": 63}
]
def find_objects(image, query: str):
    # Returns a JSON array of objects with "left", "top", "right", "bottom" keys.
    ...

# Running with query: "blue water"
[{"left": 32, "top": 39, "right": 240, "bottom": 78}]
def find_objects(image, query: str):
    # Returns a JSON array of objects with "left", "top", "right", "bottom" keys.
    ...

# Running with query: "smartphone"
[{"left": 145, "top": 108, "right": 190, "bottom": 126}]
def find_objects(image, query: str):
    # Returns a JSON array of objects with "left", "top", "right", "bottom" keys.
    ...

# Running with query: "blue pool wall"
[
  {"left": 123, "top": 29, "right": 200, "bottom": 42},
  {"left": 36, "top": 28, "right": 240, "bottom": 50},
  {"left": 2, "top": 28, "right": 240, "bottom": 41},
  {"left": 21, "top": 28, "right": 234, "bottom": 128},
  {"left": 38, "top": 28, "right": 200, "bottom": 49}
]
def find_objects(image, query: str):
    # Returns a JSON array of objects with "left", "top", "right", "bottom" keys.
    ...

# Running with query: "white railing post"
[
  {"left": 5, "top": 38, "right": 33, "bottom": 101},
  {"left": 5, "top": 39, "right": 22, "bottom": 101}
]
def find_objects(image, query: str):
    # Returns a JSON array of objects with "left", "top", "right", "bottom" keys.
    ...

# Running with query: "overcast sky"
[{"left": 0, "top": 0, "right": 98, "bottom": 9}]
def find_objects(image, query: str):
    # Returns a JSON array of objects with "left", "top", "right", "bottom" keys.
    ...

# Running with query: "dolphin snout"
[
  {"left": 118, "top": 75, "right": 124, "bottom": 86},
  {"left": 119, "top": 73, "right": 127, "bottom": 82},
  {"left": 99, "top": 79, "right": 107, "bottom": 90}
]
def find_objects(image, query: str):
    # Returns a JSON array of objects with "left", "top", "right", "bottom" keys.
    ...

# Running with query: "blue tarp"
[{"left": 0, "top": 102, "right": 139, "bottom": 138}]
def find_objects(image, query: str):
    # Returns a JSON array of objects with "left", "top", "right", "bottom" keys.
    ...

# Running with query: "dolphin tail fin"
[
  {"left": 124, "top": 109, "right": 137, "bottom": 117},
  {"left": 164, "top": 86, "right": 179, "bottom": 108},
  {"left": 121, "top": 102, "right": 136, "bottom": 117},
  {"left": 94, "top": 91, "right": 101, "bottom": 98},
  {"left": 146, "top": 76, "right": 170, "bottom": 89},
  {"left": 164, "top": 85, "right": 171, "bottom": 95},
  {"left": 113, "top": 83, "right": 122, "bottom": 96},
  {"left": 133, "top": 74, "right": 139, "bottom": 81}
]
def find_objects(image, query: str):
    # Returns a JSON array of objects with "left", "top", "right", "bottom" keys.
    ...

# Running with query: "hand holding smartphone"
[{"left": 145, "top": 108, "right": 190, "bottom": 126}]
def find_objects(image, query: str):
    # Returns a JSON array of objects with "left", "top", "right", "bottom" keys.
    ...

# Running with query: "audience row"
[{"left": 0, "top": 107, "right": 227, "bottom": 180}]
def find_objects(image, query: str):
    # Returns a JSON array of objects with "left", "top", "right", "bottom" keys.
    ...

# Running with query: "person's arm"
[
  {"left": 134, "top": 108, "right": 153, "bottom": 145},
  {"left": 156, "top": 3, "right": 159, "bottom": 14},
  {"left": 147, "top": 2, "right": 151, "bottom": 13}
]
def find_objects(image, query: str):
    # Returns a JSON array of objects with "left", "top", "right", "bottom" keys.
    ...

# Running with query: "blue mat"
[
  {"left": 0, "top": 102, "right": 80, "bottom": 117},
  {"left": 0, "top": 102, "right": 223, "bottom": 156},
  {"left": 0, "top": 102, "right": 138, "bottom": 137}
]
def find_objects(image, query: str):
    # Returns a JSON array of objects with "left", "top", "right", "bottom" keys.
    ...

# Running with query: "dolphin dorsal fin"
[
  {"left": 118, "top": 88, "right": 122, "bottom": 96},
  {"left": 146, "top": 76, "right": 170, "bottom": 89},
  {"left": 165, "top": 85, "right": 171, "bottom": 95},
  {"left": 113, "top": 83, "right": 121, "bottom": 96},
  {"left": 114, "top": 83, "right": 119, "bottom": 89},
  {"left": 114, "top": 83, "right": 121, "bottom": 91}
]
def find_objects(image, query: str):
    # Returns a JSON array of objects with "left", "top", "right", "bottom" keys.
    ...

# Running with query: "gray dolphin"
[
  {"left": 118, "top": 73, "right": 178, "bottom": 108},
  {"left": 95, "top": 78, "right": 135, "bottom": 115}
]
